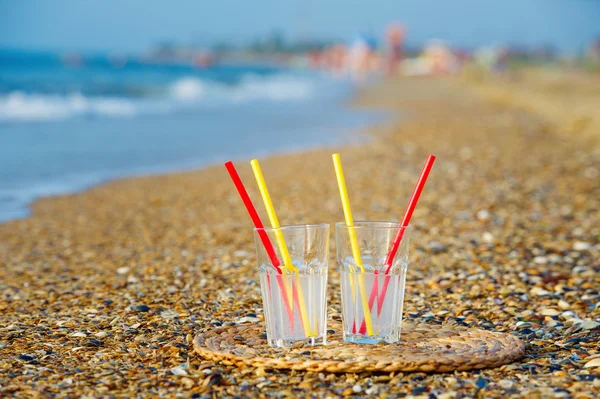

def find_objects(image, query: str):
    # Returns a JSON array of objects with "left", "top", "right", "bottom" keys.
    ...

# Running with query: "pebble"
[
  {"left": 534, "top": 256, "right": 548, "bottom": 265},
  {"left": 477, "top": 210, "right": 491, "bottom": 221},
  {"left": 498, "top": 379, "right": 514, "bottom": 389},
  {"left": 476, "top": 376, "right": 488, "bottom": 389},
  {"left": 530, "top": 287, "right": 552, "bottom": 296},
  {"left": 515, "top": 321, "right": 533, "bottom": 330},
  {"left": 577, "top": 320, "right": 600, "bottom": 330},
  {"left": 573, "top": 242, "right": 591, "bottom": 251},
  {"left": 116, "top": 267, "right": 130, "bottom": 275},
  {"left": 540, "top": 309, "right": 560, "bottom": 316},
  {"left": 584, "top": 358, "right": 600, "bottom": 368},
  {"left": 352, "top": 384, "right": 362, "bottom": 393},
  {"left": 482, "top": 232, "right": 494, "bottom": 243},
  {"left": 237, "top": 316, "right": 260, "bottom": 324},
  {"left": 134, "top": 305, "right": 150, "bottom": 312},
  {"left": 171, "top": 366, "right": 188, "bottom": 376},
  {"left": 428, "top": 241, "right": 448, "bottom": 254}
]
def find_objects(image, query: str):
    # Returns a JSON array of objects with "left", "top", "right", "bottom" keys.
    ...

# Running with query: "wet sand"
[{"left": 1, "top": 72, "right": 599, "bottom": 398}]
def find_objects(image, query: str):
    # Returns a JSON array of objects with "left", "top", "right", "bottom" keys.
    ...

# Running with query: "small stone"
[
  {"left": 18, "top": 354, "right": 35, "bottom": 362},
  {"left": 233, "top": 250, "right": 249, "bottom": 257},
  {"left": 204, "top": 374, "right": 223, "bottom": 387},
  {"left": 352, "top": 384, "right": 362, "bottom": 393},
  {"left": 540, "top": 308, "right": 560, "bottom": 316},
  {"left": 71, "top": 332, "right": 87, "bottom": 337},
  {"left": 515, "top": 321, "right": 533, "bottom": 330},
  {"left": 498, "top": 379, "right": 513, "bottom": 389},
  {"left": 116, "top": 267, "right": 129, "bottom": 275},
  {"left": 134, "top": 305, "right": 150, "bottom": 312},
  {"left": 562, "top": 311, "right": 578, "bottom": 319},
  {"left": 584, "top": 167, "right": 599, "bottom": 179},
  {"left": 181, "top": 377, "right": 195, "bottom": 388},
  {"left": 428, "top": 241, "right": 447, "bottom": 254},
  {"left": 534, "top": 256, "right": 548, "bottom": 265},
  {"left": 530, "top": 287, "right": 552, "bottom": 296},
  {"left": 475, "top": 376, "right": 487, "bottom": 389},
  {"left": 573, "top": 242, "right": 591, "bottom": 251},
  {"left": 171, "top": 366, "right": 188, "bottom": 376},
  {"left": 237, "top": 316, "right": 260, "bottom": 323},
  {"left": 558, "top": 300, "right": 570, "bottom": 309},
  {"left": 584, "top": 358, "right": 600, "bottom": 368},
  {"left": 482, "top": 232, "right": 494, "bottom": 243},
  {"left": 477, "top": 210, "right": 491, "bottom": 221},
  {"left": 94, "top": 331, "right": 108, "bottom": 338},
  {"left": 577, "top": 320, "right": 600, "bottom": 330},
  {"left": 411, "top": 386, "right": 426, "bottom": 395}
]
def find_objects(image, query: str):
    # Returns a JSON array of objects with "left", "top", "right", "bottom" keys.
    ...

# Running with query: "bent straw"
[
  {"left": 358, "top": 154, "right": 436, "bottom": 334},
  {"left": 332, "top": 153, "right": 374, "bottom": 336},
  {"left": 224, "top": 161, "right": 294, "bottom": 326},
  {"left": 250, "top": 159, "right": 313, "bottom": 337}
]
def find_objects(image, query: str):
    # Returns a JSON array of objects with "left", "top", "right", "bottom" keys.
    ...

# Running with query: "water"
[
  {"left": 259, "top": 270, "right": 327, "bottom": 348},
  {"left": 340, "top": 266, "right": 407, "bottom": 344},
  {"left": 0, "top": 49, "right": 385, "bottom": 222}
]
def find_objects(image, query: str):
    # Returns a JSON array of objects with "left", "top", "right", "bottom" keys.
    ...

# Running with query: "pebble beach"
[{"left": 1, "top": 71, "right": 599, "bottom": 398}]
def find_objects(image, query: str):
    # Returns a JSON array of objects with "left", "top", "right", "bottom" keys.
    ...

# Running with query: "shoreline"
[{"left": 1, "top": 72, "right": 598, "bottom": 397}]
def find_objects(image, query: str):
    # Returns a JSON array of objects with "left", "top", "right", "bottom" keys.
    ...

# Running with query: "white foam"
[
  {"left": 0, "top": 91, "right": 136, "bottom": 122},
  {"left": 167, "top": 74, "right": 316, "bottom": 104},
  {"left": 232, "top": 74, "right": 315, "bottom": 102},
  {"left": 169, "top": 77, "right": 206, "bottom": 101},
  {"left": 0, "top": 73, "right": 322, "bottom": 123}
]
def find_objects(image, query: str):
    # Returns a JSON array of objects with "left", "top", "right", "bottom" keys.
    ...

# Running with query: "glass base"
[
  {"left": 343, "top": 332, "right": 400, "bottom": 344},
  {"left": 267, "top": 335, "right": 327, "bottom": 348}
]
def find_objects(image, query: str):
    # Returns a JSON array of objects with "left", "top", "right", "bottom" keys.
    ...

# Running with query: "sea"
[{"left": 0, "top": 49, "right": 384, "bottom": 222}]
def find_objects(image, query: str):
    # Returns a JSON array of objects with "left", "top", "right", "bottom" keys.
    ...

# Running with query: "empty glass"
[
  {"left": 254, "top": 224, "right": 329, "bottom": 348},
  {"left": 336, "top": 221, "right": 410, "bottom": 344}
]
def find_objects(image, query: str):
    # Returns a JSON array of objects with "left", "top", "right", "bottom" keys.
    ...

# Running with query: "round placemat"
[{"left": 193, "top": 321, "right": 525, "bottom": 373}]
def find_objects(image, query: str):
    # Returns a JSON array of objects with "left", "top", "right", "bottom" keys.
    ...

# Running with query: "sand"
[{"left": 1, "top": 72, "right": 599, "bottom": 398}]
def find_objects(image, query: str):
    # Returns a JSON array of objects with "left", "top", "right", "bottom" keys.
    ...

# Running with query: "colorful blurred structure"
[{"left": 385, "top": 23, "right": 405, "bottom": 76}]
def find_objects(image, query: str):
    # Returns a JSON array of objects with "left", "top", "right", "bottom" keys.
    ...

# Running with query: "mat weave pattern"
[{"left": 193, "top": 321, "right": 525, "bottom": 373}]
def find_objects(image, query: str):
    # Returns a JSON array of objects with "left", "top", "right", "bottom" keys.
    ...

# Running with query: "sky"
[{"left": 1, "top": 0, "right": 599, "bottom": 53}]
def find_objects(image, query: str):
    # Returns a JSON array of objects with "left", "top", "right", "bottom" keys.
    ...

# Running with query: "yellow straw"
[
  {"left": 332, "top": 153, "right": 374, "bottom": 336},
  {"left": 250, "top": 159, "right": 313, "bottom": 337}
]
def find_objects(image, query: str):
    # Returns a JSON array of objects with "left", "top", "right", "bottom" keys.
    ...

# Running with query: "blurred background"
[{"left": 1, "top": 0, "right": 599, "bottom": 222}]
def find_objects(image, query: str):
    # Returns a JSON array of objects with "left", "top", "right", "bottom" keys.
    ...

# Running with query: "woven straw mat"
[{"left": 193, "top": 321, "right": 525, "bottom": 373}]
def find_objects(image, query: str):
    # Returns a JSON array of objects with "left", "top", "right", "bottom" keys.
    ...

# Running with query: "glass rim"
[
  {"left": 254, "top": 223, "right": 330, "bottom": 233},
  {"left": 335, "top": 221, "right": 411, "bottom": 230},
  {"left": 338, "top": 267, "right": 407, "bottom": 275}
]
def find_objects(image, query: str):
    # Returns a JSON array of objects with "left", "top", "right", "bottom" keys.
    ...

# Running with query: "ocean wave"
[
  {"left": 0, "top": 73, "right": 319, "bottom": 122},
  {"left": 0, "top": 92, "right": 137, "bottom": 122}
]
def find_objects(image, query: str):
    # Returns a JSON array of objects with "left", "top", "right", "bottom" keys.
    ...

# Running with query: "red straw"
[
  {"left": 358, "top": 154, "right": 436, "bottom": 334},
  {"left": 224, "top": 161, "right": 294, "bottom": 325},
  {"left": 225, "top": 161, "right": 282, "bottom": 273}
]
